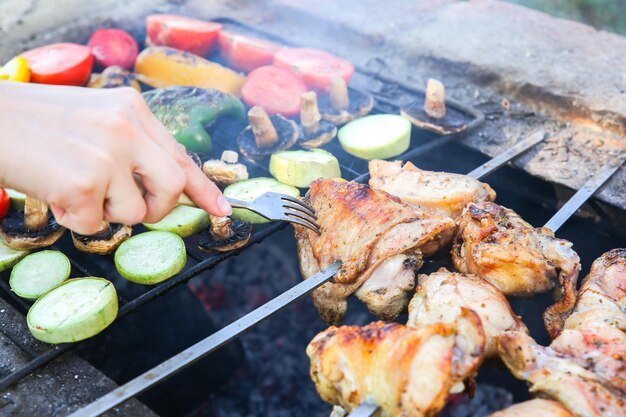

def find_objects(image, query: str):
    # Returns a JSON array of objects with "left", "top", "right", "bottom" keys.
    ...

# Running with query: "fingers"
[
  {"left": 137, "top": 107, "right": 232, "bottom": 217},
  {"left": 102, "top": 173, "right": 148, "bottom": 226},
  {"left": 50, "top": 185, "right": 106, "bottom": 235}
]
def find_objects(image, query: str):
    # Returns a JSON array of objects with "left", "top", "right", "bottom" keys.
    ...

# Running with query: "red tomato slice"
[
  {"left": 146, "top": 15, "right": 222, "bottom": 56},
  {"left": 242, "top": 66, "right": 307, "bottom": 117},
  {"left": 218, "top": 31, "right": 280, "bottom": 73},
  {"left": 0, "top": 189, "right": 9, "bottom": 220},
  {"left": 273, "top": 48, "right": 354, "bottom": 92},
  {"left": 21, "top": 43, "right": 93, "bottom": 86},
  {"left": 88, "top": 28, "right": 139, "bottom": 70}
]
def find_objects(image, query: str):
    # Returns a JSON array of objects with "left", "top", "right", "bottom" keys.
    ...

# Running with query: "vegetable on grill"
[
  {"left": 218, "top": 31, "right": 280, "bottom": 73},
  {"left": 0, "top": 189, "right": 9, "bottom": 220},
  {"left": 273, "top": 48, "right": 354, "bottom": 93},
  {"left": 202, "top": 150, "right": 249, "bottom": 187},
  {"left": 337, "top": 114, "right": 411, "bottom": 160},
  {"left": 88, "top": 28, "right": 139, "bottom": 70},
  {"left": 297, "top": 91, "right": 337, "bottom": 148},
  {"left": 0, "top": 240, "right": 29, "bottom": 272},
  {"left": 10, "top": 250, "right": 71, "bottom": 300},
  {"left": 146, "top": 15, "right": 222, "bottom": 57},
  {"left": 144, "top": 205, "right": 210, "bottom": 237},
  {"left": 0, "top": 56, "right": 31, "bottom": 82},
  {"left": 88, "top": 66, "right": 141, "bottom": 91},
  {"left": 237, "top": 106, "right": 298, "bottom": 160},
  {"left": 143, "top": 86, "right": 246, "bottom": 153},
  {"left": 0, "top": 196, "right": 65, "bottom": 250},
  {"left": 114, "top": 231, "right": 186, "bottom": 285},
  {"left": 72, "top": 222, "right": 132, "bottom": 255},
  {"left": 269, "top": 149, "right": 341, "bottom": 188},
  {"left": 241, "top": 65, "right": 307, "bottom": 117},
  {"left": 134, "top": 46, "right": 245, "bottom": 96},
  {"left": 224, "top": 177, "right": 300, "bottom": 224},
  {"left": 21, "top": 43, "right": 93, "bottom": 86},
  {"left": 317, "top": 77, "right": 374, "bottom": 125},
  {"left": 198, "top": 216, "right": 252, "bottom": 252},
  {"left": 27, "top": 277, "right": 118, "bottom": 344},
  {"left": 5, "top": 189, "right": 26, "bottom": 211}
]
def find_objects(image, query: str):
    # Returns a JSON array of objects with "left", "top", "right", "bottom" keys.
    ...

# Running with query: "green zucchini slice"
[
  {"left": 27, "top": 277, "right": 118, "bottom": 344},
  {"left": 338, "top": 114, "right": 411, "bottom": 160},
  {"left": 0, "top": 240, "right": 29, "bottom": 272},
  {"left": 143, "top": 205, "right": 210, "bottom": 237},
  {"left": 224, "top": 177, "right": 300, "bottom": 224},
  {"left": 269, "top": 149, "right": 341, "bottom": 188},
  {"left": 114, "top": 231, "right": 186, "bottom": 285},
  {"left": 10, "top": 250, "right": 70, "bottom": 300}
]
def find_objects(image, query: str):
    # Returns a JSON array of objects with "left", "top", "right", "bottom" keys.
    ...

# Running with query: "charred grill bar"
[{"left": 0, "top": 8, "right": 625, "bottom": 417}]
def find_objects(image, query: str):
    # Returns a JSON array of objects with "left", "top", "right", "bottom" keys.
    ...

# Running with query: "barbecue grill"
[{"left": 1, "top": 3, "right": 625, "bottom": 417}]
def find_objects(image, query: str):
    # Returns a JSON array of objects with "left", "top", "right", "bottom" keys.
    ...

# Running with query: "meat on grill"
[
  {"left": 452, "top": 202, "right": 581, "bottom": 338},
  {"left": 487, "top": 399, "right": 575, "bottom": 417},
  {"left": 294, "top": 178, "right": 455, "bottom": 325},
  {"left": 368, "top": 160, "right": 496, "bottom": 219},
  {"left": 407, "top": 268, "right": 528, "bottom": 358},
  {"left": 562, "top": 248, "right": 626, "bottom": 333},
  {"left": 307, "top": 309, "right": 485, "bottom": 417},
  {"left": 497, "top": 330, "right": 626, "bottom": 417}
]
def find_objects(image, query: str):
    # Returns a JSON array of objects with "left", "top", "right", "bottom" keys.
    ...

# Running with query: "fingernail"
[{"left": 217, "top": 194, "right": 232, "bottom": 216}]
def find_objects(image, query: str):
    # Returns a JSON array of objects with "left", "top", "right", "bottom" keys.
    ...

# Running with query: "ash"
[{"left": 185, "top": 227, "right": 513, "bottom": 417}]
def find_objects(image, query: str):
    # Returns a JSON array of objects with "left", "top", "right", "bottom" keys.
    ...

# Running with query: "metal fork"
[{"left": 226, "top": 192, "right": 320, "bottom": 234}]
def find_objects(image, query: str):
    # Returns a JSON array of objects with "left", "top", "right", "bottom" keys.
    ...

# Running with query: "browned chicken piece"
[
  {"left": 488, "top": 399, "right": 575, "bottom": 417},
  {"left": 563, "top": 248, "right": 626, "bottom": 333},
  {"left": 307, "top": 309, "right": 485, "bottom": 417},
  {"left": 368, "top": 160, "right": 496, "bottom": 219},
  {"left": 497, "top": 330, "right": 626, "bottom": 417},
  {"left": 452, "top": 202, "right": 581, "bottom": 338},
  {"left": 295, "top": 178, "right": 456, "bottom": 325},
  {"left": 407, "top": 268, "right": 528, "bottom": 358}
]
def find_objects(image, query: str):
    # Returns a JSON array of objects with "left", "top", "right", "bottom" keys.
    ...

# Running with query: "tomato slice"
[
  {"left": 21, "top": 43, "right": 93, "bottom": 86},
  {"left": 241, "top": 66, "right": 307, "bottom": 117},
  {"left": 0, "top": 189, "right": 9, "bottom": 220},
  {"left": 273, "top": 48, "right": 354, "bottom": 92},
  {"left": 88, "top": 28, "right": 139, "bottom": 70},
  {"left": 218, "top": 31, "right": 280, "bottom": 73},
  {"left": 146, "top": 15, "right": 222, "bottom": 57}
]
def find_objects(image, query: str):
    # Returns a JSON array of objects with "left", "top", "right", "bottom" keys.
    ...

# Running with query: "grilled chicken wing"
[
  {"left": 452, "top": 202, "right": 580, "bottom": 338},
  {"left": 488, "top": 399, "right": 575, "bottom": 417},
  {"left": 369, "top": 160, "right": 496, "bottom": 219},
  {"left": 497, "top": 330, "right": 626, "bottom": 417},
  {"left": 563, "top": 248, "right": 626, "bottom": 333},
  {"left": 295, "top": 179, "right": 455, "bottom": 325},
  {"left": 307, "top": 309, "right": 485, "bottom": 417},
  {"left": 407, "top": 268, "right": 528, "bottom": 358}
]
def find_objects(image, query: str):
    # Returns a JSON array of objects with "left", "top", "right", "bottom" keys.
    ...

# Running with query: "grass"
[{"left": 506, "top": 0, "right": 626, "bottom": 35}]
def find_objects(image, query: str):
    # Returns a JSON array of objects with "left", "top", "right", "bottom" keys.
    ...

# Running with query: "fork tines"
[{"left": 280, "top": 196, "right": 320, "bottom": 234}]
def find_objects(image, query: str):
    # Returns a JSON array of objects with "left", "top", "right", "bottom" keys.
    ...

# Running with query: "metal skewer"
[
  {"left": 68, "top": 130, "right": 548, "bottom": 417},
  {"left": 346, "top": 156, "right": 624, "bottom": 417}
]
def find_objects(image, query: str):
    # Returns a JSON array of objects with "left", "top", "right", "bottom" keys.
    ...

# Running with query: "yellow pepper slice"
[{"left": 0, "top": 57, "right": 31, "bottom": 82}]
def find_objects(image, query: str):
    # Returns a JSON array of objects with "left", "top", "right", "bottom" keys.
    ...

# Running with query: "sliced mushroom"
[
  {"left": 318, "top": 77, "right": 374, "bottom": 125},
  {"left": 198, "top": 216, "right": 251, "bottom": 252},
  {"left": 202, "top": 150, "right": 249, "bottom": 186},
  {"left": 72, "top": 221, "right": 132, "bottom": 255},
  {"left": 298, "top": 91, "right": 337, "bottom": 148},
  {"left": 400, "top": 78, "right": 469, "bottom": 135},
  {"left": 0, "top": 196, "right": 65, "bottom": 250},
  {"left": 237, "top": 106, "right": 298, "bottom": 160}
]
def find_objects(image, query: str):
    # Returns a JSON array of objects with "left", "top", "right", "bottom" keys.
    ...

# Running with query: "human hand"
[{"left": 0, "top": 81, "right": 231, "bottom": 235}]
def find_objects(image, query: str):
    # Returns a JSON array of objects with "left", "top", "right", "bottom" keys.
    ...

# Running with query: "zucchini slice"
[
  {"left": 0, "top": 240, "right": 29, "bottom": 272},
  {"left": 143, "top": 205, "right": 210, "bottom": 237},
  {"left": 10, "top": 250, "right": 70, "bottom": 300},
  {"left": 114, "top": 231, "right": 186, "bottom": 285},
  {"left": 338, "top": 114, "right": 411, "bottom": 160},
  {"left": 27, "top": 277, "right": 118, "bottom": 344},
  {"left": 224, "top": 177, "right": 300, "bottom": 224},
  {"left": 6, "top": 189, "right": 26, "bottom": 210},
  {"left": 269, "top": 149, "right": 341, "bottom": 188}
]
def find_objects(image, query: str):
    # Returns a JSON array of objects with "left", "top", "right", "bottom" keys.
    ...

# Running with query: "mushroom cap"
[
  {"left": 237, "top": 114, "right": 298, "bottom": 161},
  {"left": 72, "top": 223, "right": 133, "bottom": 255},
  {"left": 400, "top": 97, "right": 469, "bottom": 135},
  {"left": 197, "top": 220, "right": 252, "bottom": 252},
  {"left": 202, "top": 159, "right": 249, "bottom": 186},
  {"left": 318, "top": 89, "right": 374, "bottom": 125},
  {"left": 298, "top": 120, "right": 338, "bottom": 148},
  {"left": 0, "top": 210, "right": 65, "bottom": 250}
]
